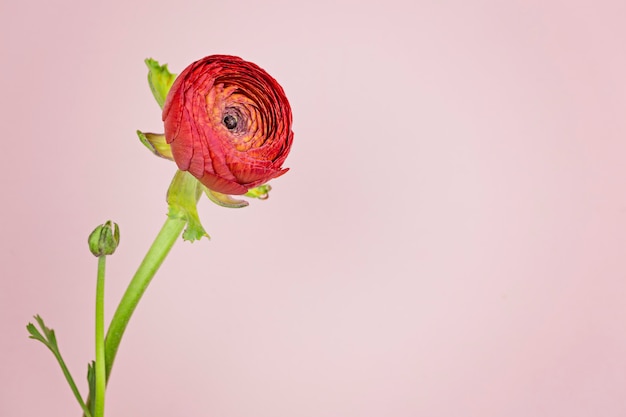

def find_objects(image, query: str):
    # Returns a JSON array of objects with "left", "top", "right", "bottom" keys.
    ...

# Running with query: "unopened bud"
[{"left": 88, "top": 221, "right": 120, "bottom": 257}]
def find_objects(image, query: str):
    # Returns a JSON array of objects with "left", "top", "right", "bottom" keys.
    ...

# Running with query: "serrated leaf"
[
  {"left": 26, "top": 322, "right": 45, "bottom": 343},
  {"left": 27, "top": 315, "right": 58, "bottom": 349},
  {"left": 26, "top": 315, "right": 92, "bottom": 417},
  {"left": 145, "top": 58, "right": 177, "bottom": 109}
]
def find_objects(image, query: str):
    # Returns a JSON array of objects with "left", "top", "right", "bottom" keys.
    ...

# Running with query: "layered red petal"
[{"left": 163, "top": 55, "right": 293, "bottom": 195}]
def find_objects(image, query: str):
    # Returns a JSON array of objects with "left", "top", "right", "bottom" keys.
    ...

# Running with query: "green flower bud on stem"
[{"left": 88, "top": 221, "right": 120, "bottom": 257}]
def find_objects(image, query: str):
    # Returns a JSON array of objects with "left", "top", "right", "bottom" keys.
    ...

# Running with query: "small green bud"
[{"left": 88, "top": 221, "right": 120, "bottom": 257}]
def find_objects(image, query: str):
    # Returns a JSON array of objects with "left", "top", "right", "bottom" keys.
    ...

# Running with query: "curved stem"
[
  {"left": 94, "top": 256, "right": 106, "bottom": 417},
  {"left": 104, "top": 216, "right": 186, "bottom": 380}
]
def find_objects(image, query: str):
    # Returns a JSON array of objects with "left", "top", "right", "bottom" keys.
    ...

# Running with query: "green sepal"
[
  {"left": 166, "top": 170, "right": 209, "bottom": 242},
  {"left": 244, "top": 184, "right": 272, "bottom": 200},
  {"left": 136, "top": 130, "right": 173, "bottom": 160},
  {"left": 145, "top": 58, "right": 176, "bottom": 109},
  {"left": 204, "top": 187, "right": 249, "bottom": 208}
]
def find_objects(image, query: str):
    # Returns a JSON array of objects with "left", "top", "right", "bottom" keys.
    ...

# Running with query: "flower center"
[{"left": 223, "top": 114, "right": 238, "bottom": 130}]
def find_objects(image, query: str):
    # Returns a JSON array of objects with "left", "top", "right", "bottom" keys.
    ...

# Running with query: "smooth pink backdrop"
[{"left": 1, "top": 0, "right": 625, "bottom": 416}]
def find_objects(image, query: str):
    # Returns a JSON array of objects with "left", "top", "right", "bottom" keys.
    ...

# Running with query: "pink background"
[{"left": 1, "top": 0, "right": 625, "bottom": 416}]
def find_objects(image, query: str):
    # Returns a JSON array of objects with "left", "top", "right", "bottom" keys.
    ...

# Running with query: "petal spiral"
[{"left": 163, "top": 55, "right": 293, "bottom": 195}]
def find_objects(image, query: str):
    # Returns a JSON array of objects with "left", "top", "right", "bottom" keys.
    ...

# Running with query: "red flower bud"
[{"left": 162, "top": 55, "right": 294, "bottom": 195}]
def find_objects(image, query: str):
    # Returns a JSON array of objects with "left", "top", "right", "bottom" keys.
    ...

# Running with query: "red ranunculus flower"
[{"left": 162, "top": 55, "right": 293, "bottom": 195}]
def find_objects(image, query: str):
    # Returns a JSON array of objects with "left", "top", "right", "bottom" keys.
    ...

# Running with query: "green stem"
[
  {"left": 104, "top": 216, "right": 186, "bottom": 380},
  {"left": 94, "top": 256, "right": 106, "bottom": 417},
  {"left": 52, "top": 346, "right": 93, "bottom": 417}
]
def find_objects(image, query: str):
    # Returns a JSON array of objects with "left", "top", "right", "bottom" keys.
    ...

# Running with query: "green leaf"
[
  {"left": 26, "top": 322, "right": 45, "bottom": 344},
  {"left": 145, "top": 58, "right": 177, "bottom": 109},
  {"left": 26, "top": 315, "right": 93, "bottom": 417},
  {"left": 27, "top": 314, "right": 58, "bottom": 349},
  {"left": 166, "top": 170, "right": 209, "bottom": 242},
  {"left": 86, "top": 361, "right": 96, "bottom": 417},
  {"left": 87, "top": 361, "right": 95, "bottom": 393}
]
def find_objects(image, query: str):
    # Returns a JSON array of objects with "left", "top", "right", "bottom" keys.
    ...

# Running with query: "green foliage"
[
  {"left": 166, "top": 170, "right": 209, "bottom": 241},
  {"left": 27, "top": 316, "right": 93, "bottom": 417},
  {"left": 145, "top": 58, "right": 177, "bottom": 109},
  {"left": 85, "top": 361, "right": 96, "bottom": 417},
  {"left": 26, "top": 315, "right": 58, "bottom": 349}
]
